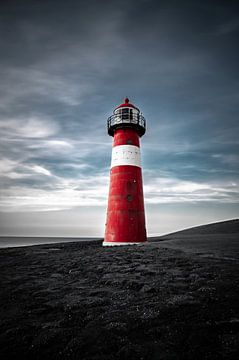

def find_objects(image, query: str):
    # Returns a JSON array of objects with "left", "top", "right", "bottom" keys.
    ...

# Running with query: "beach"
[{"left": 0, "top": 235, "right": 238, "bottom": 359}]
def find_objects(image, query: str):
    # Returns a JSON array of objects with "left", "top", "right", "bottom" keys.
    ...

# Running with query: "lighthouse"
[{"left": 103, "top": 98, "right": 147, "bottom": 246}]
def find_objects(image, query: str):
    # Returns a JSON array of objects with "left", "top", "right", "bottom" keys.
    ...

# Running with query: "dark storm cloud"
[{"left": 0, "top": 0, "right": 239, "bottom": 219}]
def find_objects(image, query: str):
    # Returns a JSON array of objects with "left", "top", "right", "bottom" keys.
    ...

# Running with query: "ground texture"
[{"left": 0, "top": 235, "right": 239, "bottom": 359}]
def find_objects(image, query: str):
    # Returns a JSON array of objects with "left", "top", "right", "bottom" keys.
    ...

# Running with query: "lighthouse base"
[{"left": 102, "top": 241, "right": 147, "bottom": 247}]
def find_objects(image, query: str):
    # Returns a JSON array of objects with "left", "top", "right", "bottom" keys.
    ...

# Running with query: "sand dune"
[
  {"left": 150, "top": 219, "right": 239, "bottom": 262},
  {"left": 149, "top": 219, "right": 239, "bottom": 242},
  {"left": 159, "top": 219, "right": 239, "bottom": 237}
]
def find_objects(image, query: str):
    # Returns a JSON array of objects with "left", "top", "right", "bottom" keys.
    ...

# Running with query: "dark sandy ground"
[{"left": 0, "top": 221, "right": 239, "bottom": 359}]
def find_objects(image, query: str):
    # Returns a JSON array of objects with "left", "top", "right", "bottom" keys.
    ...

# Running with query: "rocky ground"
[{"left": 0, "top": 233, "right": 239, "bottom": 359}]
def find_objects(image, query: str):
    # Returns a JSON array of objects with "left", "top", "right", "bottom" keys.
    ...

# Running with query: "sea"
[{"left": 0, "top": 237, "right": 102, "bottom": 249}]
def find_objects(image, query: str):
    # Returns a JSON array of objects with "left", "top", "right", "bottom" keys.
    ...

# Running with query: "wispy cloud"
[
  {"left": 0, "top": 68, "right": 91, "bottom": 110},
  {"left": 0, "top": 173, "right": 109, "bottom": 212},
  {"left": 1, "top": 167, "right": 238, "bottom": 212},
  {"left": 144, "top": 174, "right": 239, "bottom": 204},
  {"left": 0, "top": 115, "right": 59, "bottom": 138},
  {"left": 0, "top": 157, "right": 53, "bottom": 179}
]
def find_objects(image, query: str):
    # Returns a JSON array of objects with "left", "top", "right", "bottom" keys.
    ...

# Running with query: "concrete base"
[{"left": 102, "top": 241, "right": 147, "bottom": 247}]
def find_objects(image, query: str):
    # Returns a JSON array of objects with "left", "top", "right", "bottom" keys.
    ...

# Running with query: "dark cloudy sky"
[{"left": 0, "top": 0, "right": 239, "bottom": 237}]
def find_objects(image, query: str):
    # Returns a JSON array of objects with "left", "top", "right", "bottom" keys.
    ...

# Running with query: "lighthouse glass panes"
[
  {"left": 104, "top": 98, "right": 147, "bottom": 246},
  {"left": 107, "top": 107, "right": 146, "bottom": 137},
  {"left": 114, "top": 107, "right": 139, "bottom": 123}
]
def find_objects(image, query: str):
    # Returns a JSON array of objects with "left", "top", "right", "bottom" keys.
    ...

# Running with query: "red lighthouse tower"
[{"left": 103, "top": 98, "right": 147, "bottom": 246}]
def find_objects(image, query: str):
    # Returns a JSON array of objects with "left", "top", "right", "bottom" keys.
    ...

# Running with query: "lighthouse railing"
[{"left": 107, "top": 113, "right": 146, "bottom": 135}]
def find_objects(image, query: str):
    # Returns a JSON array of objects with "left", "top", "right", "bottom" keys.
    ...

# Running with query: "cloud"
[
  {"left": 30, "top": 165, "right": 52, "bottom": 177},
  {"left": 144, "top": 174, "right": 239, "bottom": 204},
  {"left": 1, "top": 167, "right": 238, "bottom": 213},
  {"left": 0, "top": 157, "right": 53, "bottom": 180},
  {"left": 0, "top": 158, "right": 18, "bottom": 173},
  {"left": 0, "top": 116, "right": 59, "bottom": 138},
  {"left": 0, "top": 173, "right": 109, "bottom": 212},
  {"left": 212, "top": 153, "right": 239, "bottom": 166},
  {"left": 0, "top": 68, "right": 89, "bottom": 111}
]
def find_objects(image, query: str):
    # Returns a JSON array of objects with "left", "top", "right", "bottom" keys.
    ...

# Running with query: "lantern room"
[{"left": 107, "top": 98, "right": 146, "bottom": 137}]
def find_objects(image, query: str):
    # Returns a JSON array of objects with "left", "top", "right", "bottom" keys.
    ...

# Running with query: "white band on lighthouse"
[{"left": 111, "top": 145, "right": 141, "bottom": 168}]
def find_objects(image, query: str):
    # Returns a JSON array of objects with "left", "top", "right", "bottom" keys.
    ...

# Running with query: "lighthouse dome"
[{"left": 114, "top": 97, "right": 139, "bottom": 112}]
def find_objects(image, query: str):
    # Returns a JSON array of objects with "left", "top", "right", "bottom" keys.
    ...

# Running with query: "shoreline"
[{"left": 0, "top": 237, "right": 103, "bottom": 249}]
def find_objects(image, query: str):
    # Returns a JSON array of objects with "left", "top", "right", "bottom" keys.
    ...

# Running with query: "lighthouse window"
[
  {"left": 132, "top": 109, "right": 138, "bottom": 124},
  {"left": 129, "top": 109, "right": 133, "bottom": 120},
  {"left": 126, "top": 194, "right": 133, "bottom": 202},
  {"left": 122, "top": 108, "right": 129, "bottom": 119}
]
